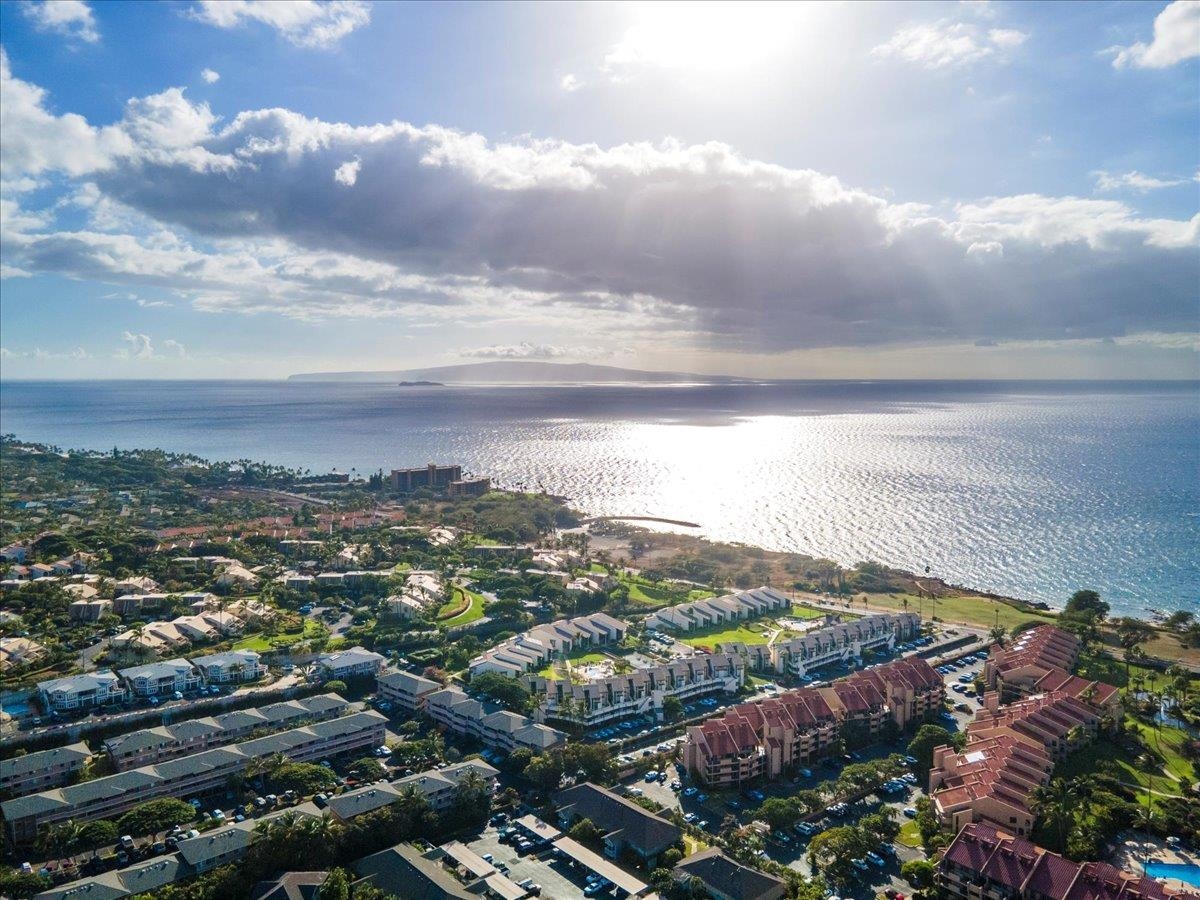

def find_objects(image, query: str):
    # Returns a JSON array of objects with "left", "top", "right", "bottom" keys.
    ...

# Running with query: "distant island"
[
  {"left": 288, "top": 360, "right": 755, "bottom": 384},
  {"left": 397, "top": 380, "right": 444, "bottom": 387}
]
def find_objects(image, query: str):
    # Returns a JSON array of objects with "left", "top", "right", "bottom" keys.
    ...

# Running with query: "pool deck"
[{"left": 1110, "top": 831, "right": 1198, "bottom": 892}]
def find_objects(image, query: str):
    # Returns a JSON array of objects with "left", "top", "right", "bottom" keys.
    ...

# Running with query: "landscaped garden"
[{"left": 438, "top": 586, "right": 488, "bottom": 627}]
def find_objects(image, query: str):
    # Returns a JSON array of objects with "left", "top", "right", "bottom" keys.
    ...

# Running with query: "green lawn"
[
  {"left": 1054, "top": 716, "right": 1195, "bottom": 807},
  {"left": 897, "top": 819, "right": 922, "bottom": 848},
  {"left": 233, "top": 618, "right": 326, "bottom": 652},
  {"left": 1074, "top": 651, "right": 1177, "bottom": 693},
  {"left": 862, "top": 592, "right": 1059, "bottom": 632},
  {"left": 680, "top": 621, "right": 774, "bottom": 648},
  {"left": 440, "top": 588, "right": 487, "bottom": 627},
  {"left": 537, "top": 650, "right": 612, "bottom": 680},
  {"left": 788, "top": 604, "right": 826, "bottom": 619}
]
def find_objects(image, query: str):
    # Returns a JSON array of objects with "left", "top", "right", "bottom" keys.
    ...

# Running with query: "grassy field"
[
  {"left": 680, "top": 621, "right": 775, "bottom": 648},
  {"left": 788, "top": 604, "right": 826, "bottom": 619},
  {"left": 1054, "top": 715, "right": 1195, "bottom": 807},
  {"left": 862, "top": 592, "right": 1059, "bottom": 632},
  {"left": 1074, "top": 651, "right": 1178, "bottom": 693},
  {"left": 440, "top": 587, "right": 487, "bottom": 627},
  {"left": 897, "top": 819, "right": 922, "bottom": 848},
  {"left": 233, "top": 618, "right": 326, "bottom": 652},
  {"left": 537, "top": 650, "right": 612, "bottom": 680},
  {"left": 617, "top": 572, "right": 714, "bottom": 605}
]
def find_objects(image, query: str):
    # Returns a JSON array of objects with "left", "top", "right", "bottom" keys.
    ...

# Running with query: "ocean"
[{"left": 1, "top": 379, "right": 1196, "bottom": 618}]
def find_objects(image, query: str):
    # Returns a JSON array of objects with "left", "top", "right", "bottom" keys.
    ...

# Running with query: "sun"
[{"left": 606, "top": 1, "right": 813, "bottom": 73}]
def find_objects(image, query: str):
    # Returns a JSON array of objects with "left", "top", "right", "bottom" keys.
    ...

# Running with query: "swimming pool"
[{"left": 1143, "top": 863, "right": 1200, "bottom": 888}]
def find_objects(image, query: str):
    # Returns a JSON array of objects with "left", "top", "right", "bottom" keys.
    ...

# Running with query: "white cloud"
[
  {"left": 201, "top": 68, "right": 221, "bottom": 84},
  {"left": 461, "top": 342, "right": 611, "bottom": 360},
  {"left": 190, "top": 0, "right": 370, "bottom": 49},
  {"left": 1093, "top": 170, "right": 1189, "bottom": 193},
  {"left": 872, "top": 19, "right": 1028, "bottom": 69},
  {"left": 333, "top": 157, "right": 361, "bottom": 186},
  {"left": 560, "top": 73, "right": 581, "bottom": 92},
  {"left": 1108, "top": 0, "right": 1200, "bottom": 69},
  {"left": 21, "top": 0, "right": 99, "bottom": 43},
  {"left": 163, "top": 338, "right": 187, "bottom": 357},
  {"left": 118, "top": 331, "right": 155, "bottom": 359},
  {"left": 0, "top": 64, "right": 1195, "bottom": 352}
]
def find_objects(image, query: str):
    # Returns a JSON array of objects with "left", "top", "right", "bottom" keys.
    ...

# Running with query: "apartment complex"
[
  {"left": 526, "top": 652, "right": 745, "bottom": 727},
  {"left": 37, "top": 670, "right": 128, "bottom": 712},
  {"left": 643, "top": 586, "right": 791, "bottom": 633},
  {"left": 683, "top": 657, "right": 943, "bottom": 787},
  {"left": 672, "top": 848, "right": 788, "bottom": 900},
  {"left": 720, "top": 612, "right": 921, "bottom": 677},
  {"left": 938, "top": 823, "right": 1191, "bottom": 900},
  {"left": 189, "top": 649, "right": 269, "bottom": 684},
  {"left": 467, "top": 612, "right": 628, "bottom": 678},
  {"left": 389, "top": 464, "right": 462, "bottom": 492},
  {"left": 930, "top": 689, "right": 1107, "bottom": 836},
  {"left": 983, "top": 626, "right": 1120, "bottom": 719},
  {"left": 554, "top": 782, "right": 682, "bottom": 868},
  {"left": 118, "top": 658, "right": 205, "bottom": 697},
  {"left": 0, "top": 742, "right": 92, "bottom": 799},
  {"left": 103, "top": 692, "right": 352, "bottom": 770},
  {"left": 327, "top": 759, "right": 498, "bottom": 823},
  {"left": 3, "top": 710, "right": 387, "bottom": 843},
  {"left": 314, "top": 646, "right": 387, "bottom": 680}
]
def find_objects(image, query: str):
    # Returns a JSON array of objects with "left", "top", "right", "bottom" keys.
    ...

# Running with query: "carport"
[{"left": 550, "top": 836, "right": 650, "bottom": 897}]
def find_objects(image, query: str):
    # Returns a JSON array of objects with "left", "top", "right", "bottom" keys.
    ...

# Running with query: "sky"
[{"left": 0, "top": 0, "right": 1197, "bottom": 380}]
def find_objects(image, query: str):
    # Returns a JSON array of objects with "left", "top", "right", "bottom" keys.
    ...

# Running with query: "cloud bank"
[
  {"left": 1108, "top": 0, "right": 1200, "bottom": 69},
  {"left": 1, "top": 51, "right": 1196, "bottom": 354}
]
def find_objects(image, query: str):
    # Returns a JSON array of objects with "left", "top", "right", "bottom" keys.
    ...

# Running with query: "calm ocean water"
[{"left": 1, "top": 379, "right": 1196, "bottom": 617}]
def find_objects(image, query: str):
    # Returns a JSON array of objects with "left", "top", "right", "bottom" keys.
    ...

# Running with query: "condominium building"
[
  {"left": 118, "top": 658, "right": 205, "bottom": 697},
  {"left": 103, "top": 693, "right": 351, "bottom": 770},
  {"left": 983, "top": 626, "right": 1081, "bottom": 696},
  {"left": 467, "top": 613, "right": 627, "bottom": 678},
  {"left": 314, "top": 646, "right": 387, "bottom": 680},
  {"left": 0, "top": 742, "right": 92, "bottom": 799},
  {"left": 722, "top": 612, "right": 921, "bottom": 677},
  {"left": 526, "top": 652, "right": 745, "bottom": 727},
  {"left": 643, "top": 586, "right": 791, "bottom": 633},
  {"left": 929, "top": 688, "right": 1108, "bottom": 837},
  {"left": 326, "top": 759, "right": 498, "bottom": 822},
  {"left": 389, "top": 464, "right": 462, "bottom": 492},
  {"left": 37, "top": 670, "right": 128, "bottom": 712},
  {"left": 189, "top": 649, "right": 268, "bottom": 684},
  {"left": 683, "top": 657, "right": 943, "bottom": 787},
  {"left": 938, "top": 823, "right": 1190, "bottom": 900},
  {"left": 376, "top": 669, "right": 443, "bottom": 712},
  {"left": 68, "top": 598, "right": 113, "bottom": 622},
  {"left": 421, "top": 683, "right": 568, "bottom": 752},
  {"left": 2, "top": 710, "right": 387, "bottom": 844}
]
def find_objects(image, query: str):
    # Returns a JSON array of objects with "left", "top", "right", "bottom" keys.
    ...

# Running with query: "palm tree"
[{"left": 1032, "top": 777, "right": 1083, "bottom": 851}]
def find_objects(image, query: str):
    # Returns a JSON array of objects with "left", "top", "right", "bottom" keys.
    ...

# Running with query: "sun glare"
[{"left": 606, "top": 1, "right": 812, "bottom": 73}]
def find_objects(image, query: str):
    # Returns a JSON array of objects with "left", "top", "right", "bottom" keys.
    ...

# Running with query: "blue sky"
[{"left": 1, "top": 0, "right": 1197, "bottom": 379}]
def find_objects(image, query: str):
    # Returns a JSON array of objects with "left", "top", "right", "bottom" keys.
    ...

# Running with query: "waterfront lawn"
[
  {"left": 440, "top": 587, "right": 487, "bottom": 627},
  {"left": 861, "top": 592, "right": 1058, "bottom": 632},
  {"left": 618, "top": 572, "right": 696, "bottom": 605},
  {"left": 1074, "top": 651, "right": 1175, "bottom": 693},
  {"left": 680, "top": 621, "right": 774, "bottom": 648}
]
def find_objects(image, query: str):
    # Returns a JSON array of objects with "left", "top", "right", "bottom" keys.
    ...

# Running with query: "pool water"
[{"left": 1143, "top": 863, "right": 1200, "bottom": 888}]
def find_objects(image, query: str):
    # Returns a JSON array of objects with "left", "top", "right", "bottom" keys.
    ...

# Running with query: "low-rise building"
[
  {"left": 0, "top": 636, "right": 48, "bottom": 670},
  {"left": 314, "top": 646, "right": 387, "bottom": 680},
  {"left": 68, "top": 598, "right": 113, "bottom": 621},
  {"left": 103, "top": 692, "right": 351, "bottom": 770},
  {"left": 38, "top": 670, "right": 128, "bottom": 712},
  {"left": 189, "top": 649, "right": 267, "bottom": 684},
  {"left": 119, "top": 658, "right": 204, "bottom": 697},
  {"left": 468, "top": 612, "right": 627, "bottom": 678},
  {"left": 554, "top": 782, "right": 681, "bottom": 868},
  {"left": 644, "top": 586, "right": 791, "bottom": 633},
  {"left": 327, "top": 759, "right": 498, "bottom": 822},
  {"left": 3, "top": 710, "right": 386, "bottom": 844},
  {"left": 938, "top": 823, "right": 1190, "bottom": 900},
  {"left": 376, "top": 669, "right": 442, "bottom": 712},
  {"left": 0, "top": 741, "right": 92, "bottom": 799},
  {"left": 733, "top": 612, "right": 921, "bottom": 677},
  {"left": 983, "top": 626, "right": 1081, "bottom": 696},
  {"left": 672, "top": 848, "right": 787, "bottom": 900},
  {"left": 527, "top": 652, "right": 745, "bottom": 727},
  {"left": 420, "top": 683, "right": 567, "bottom": 752}
]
